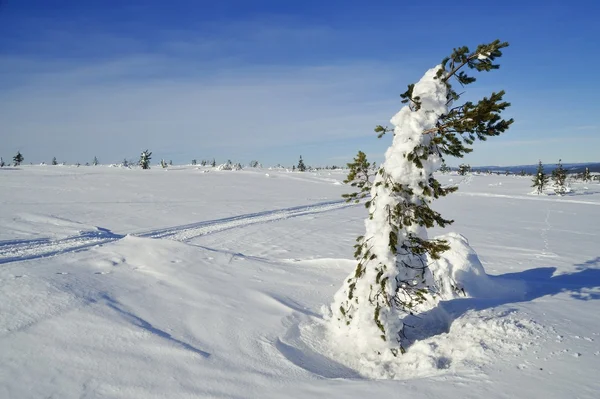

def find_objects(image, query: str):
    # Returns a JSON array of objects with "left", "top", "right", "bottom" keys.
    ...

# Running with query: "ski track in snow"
[
  {"left": 0, "top": 200, "right": 353, "bottom": 265},
  {"left": 456, "top": 191, "right": 600, "bottom": 205}
]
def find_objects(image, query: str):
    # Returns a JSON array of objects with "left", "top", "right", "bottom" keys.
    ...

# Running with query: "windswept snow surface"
[{"left": 1, "top": 166, "right": 600, "bottom": 398}]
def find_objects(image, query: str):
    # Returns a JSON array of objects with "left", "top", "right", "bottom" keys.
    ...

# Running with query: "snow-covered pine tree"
[
  {"left": 0, "top": 157, "right": 4, "bottom": 167},
  {"left": 532, "top": 160, "right": 549, "bottom": 194},
  {"left": 122, "top": 158, "right": 129, "bottom": 168},
  {"left": 551, "top": 159, "right": 568, "bottom": 195},
  {"left": 342, "top": 151, "right": 375, "bottom": 203},
  {"left": 297, "top": 156, "right": 306, "bottom": 172},
  {"left": 331, "top": 40, "right": 513, "bottom": 355},
  {"left": 439, "top": 160, "right": 451, "bottom": 174},
  {"left": 139, "top": 150, "right": 152, "bottom": 169},
  {"left": 92, "top": 156, "right": 99, "bottom": 166},
  {"left": 192, "top": 159, "right": 197, "bottom": 166},
  {"left": 13, "top": 151, "right": 24, "bottom": 166},
  {"left": 457, "top": 163, "right": 471, "bottom": 175},
  {"left": 211, "top": 159, "right": 216, "bottom": 167},
  {"left": 51, "top": 157, "right": 58, "bottom": 165},
  {"left": 582, "top": 167, "right": 591, "bottom": 182},
  {"left": 160, "top": 159, "right": 168, "bottom": 168}
]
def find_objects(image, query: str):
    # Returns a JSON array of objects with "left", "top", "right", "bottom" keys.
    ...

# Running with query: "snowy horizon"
[{"left": 2, "top": 1, "right": 600, "bottom": 166}]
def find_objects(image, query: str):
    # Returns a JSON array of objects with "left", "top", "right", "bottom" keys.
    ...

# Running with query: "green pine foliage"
[
  {"left": 139, "top": 150, "right": 152, "bottom": 170},
  {"left": 336, "top": 40, "right": 513, "bottom": 354},
  {"left": 13, "top": 151, "right": 24, "bottom": 166},
  {"left": 532, "top": 161, "right": 549, "bottom": 194},
  {"left": 551, "top": 159, "right": 568, "bottom": 195},
  {"left": 342, "top": 151, "right": 375, "bottom": 203},
  {"left": 297, "top": 156, "right": 306, "bottom": 172}
]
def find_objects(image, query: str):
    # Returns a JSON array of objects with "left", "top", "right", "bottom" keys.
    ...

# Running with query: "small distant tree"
[
  {"left": 457, "top": 163, "right": 471, "bottom": 175},
  {"left": 439, "top": 160, "right": 451, "bottom": 174},
  {"left": 191, "top": 159, "right": 197, "bottom": 166},
  {"left": 122, "top": 158, "right": 129, "bottom": 167},
  {"left": 169, "top": 160, "right": 173, "bottom": 166},
  {"left": 51, "top": 157, "right": 58, "bottom": 165},
  {"left": 249, "top": 160, "right": 261, "bottom": 168},
  {"left": 531, "top": 161, "right": 549, "bottom": 194},
  {"left": 551, "top": 159, "right": 568, "bottom": 195},
  {"left": 139, "top": 150, "right": 152, "bottom": 169},
  {"left": 342, "top": 151, "right": 375, "bottom": 203},
  {"left": 297, "top": 156, "right": 306, "bottom": 172},
  {"left": 160, "top": 159, "right": 168, "bottom": 168},
  {"left": 92, "top": 156, "right": 99, "bottom": 166},
  {"left": 1, "top": 157, "right": 5, "bottom": 167},
  {"left": 582, "top": 167, "right": 591, "bottom": 182},
  {"left": 211, "top": 159, "right": 216, "bottom": 167},
  {"left": 13, "top": 151, "right": 24, "bottom": 166}
]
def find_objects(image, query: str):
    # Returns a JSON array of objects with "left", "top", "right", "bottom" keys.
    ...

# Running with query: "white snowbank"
[{"left": 431, "top": 232, "right": 525, "bottom": 299}]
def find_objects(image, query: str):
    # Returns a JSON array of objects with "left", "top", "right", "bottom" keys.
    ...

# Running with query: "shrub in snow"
[
  {"left": 160, "top": 159, "right": 168, "bottom": 169},
  {"left": 457, "top": 163, "right": 471, "bottom": 175},
  {"left": 581, "top": 167, "right": 591, "bottom": 182},
  {"left": 0, "top": 157, "right": 4, "bottom": 167},
  {"left": 531, "top": 160, "right": 550, "bottom": 195},
  {"left": 51, "top": 157, "right": 58, "bottom": 165},
  {"left": 439, "top": 160, "right": 451, "bottom": 174},
  {"left": 13, "top": 151, "right": 24, "bottom": 166},
  {"left": 551, "top": 159, "right": 568, "bottom": 195},
  {"left": 297, "top": 156, "right": 306, "bottom": 172},
  {"left": 139, "top": 150, "right": 152, "bottom": 170},
  {"left": 330, "top": 40, "right": 513, "bottom": 356},
  {"left": 92, "top": 156, "right": 99, "bottom": 166}
]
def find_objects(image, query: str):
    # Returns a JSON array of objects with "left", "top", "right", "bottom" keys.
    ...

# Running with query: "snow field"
[{"left": 1, "top": 166, "right": 599, "bottom": 398}]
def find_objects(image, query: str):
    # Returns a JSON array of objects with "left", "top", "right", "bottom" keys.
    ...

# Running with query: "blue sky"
[{"left": 1, "top": 0, "right": 599, "bottom": 167}]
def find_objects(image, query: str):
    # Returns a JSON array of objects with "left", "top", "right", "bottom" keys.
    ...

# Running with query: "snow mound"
[
  {"left": 216, "top": 163, "right": 232, "bottom": 171},
  {"left": 431, "top": 232, "right": 525, "bottom": 299}
]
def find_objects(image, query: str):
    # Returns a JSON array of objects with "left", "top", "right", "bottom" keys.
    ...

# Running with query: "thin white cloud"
[{"left": 0, "top": 53, "right": 409, "bottom": 163}]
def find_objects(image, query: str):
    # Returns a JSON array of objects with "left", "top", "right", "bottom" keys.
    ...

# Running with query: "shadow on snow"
[{"left": 406, "top": 256, "right": 600, "bottom": 346}]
